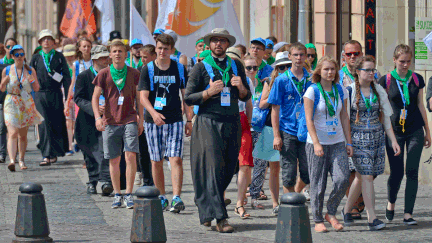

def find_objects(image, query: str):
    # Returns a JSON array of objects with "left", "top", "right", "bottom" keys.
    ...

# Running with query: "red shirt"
[{"left": 92, "top": 66, "right": 140, "bottom": 125}]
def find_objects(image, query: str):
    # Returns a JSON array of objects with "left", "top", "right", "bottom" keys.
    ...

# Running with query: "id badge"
[
  {"left": 118, "top": 96, "right": 124, "bottom": 105},
  {"left": 295, "top": 103, "right": 301, "bottom": 119},
  {"left": 400, "top": 109, "right": 407, "bottom": 119},
  {"left": 21, "top": 90, "right": 30, "bottom": 100},
  {"left": 221, "top": 87, "right": 230, "bottom": 106},
  {"left": 326, "top": 119, "right": 337, "bottom": 136},
  {"left": 52, "top": 72, "right": 63, "bottom": 82},
  {"left": 154, "top": 97, "right": 166, "bottom": 110}
]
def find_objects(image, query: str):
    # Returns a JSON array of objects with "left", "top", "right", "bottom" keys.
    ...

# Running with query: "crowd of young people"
[{"left": 1, "top": 27, "right": 430, "bottom": 234}]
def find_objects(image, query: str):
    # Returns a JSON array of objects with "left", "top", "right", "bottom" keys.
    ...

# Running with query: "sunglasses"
[
  {"left": 245, "top": 66, "right": 258, "bottom": 71},
  {"left": 277, "top": 64, "right": 291, "bottom": 71},
  {"left": 14, "top": 53, "right": 25, "bottom": 57},
  {"left": 307, "top": 54, "right": 316, "bottom": 58},
  {"left": 345, "top": 52, "right": 361, "bottom": 57}
]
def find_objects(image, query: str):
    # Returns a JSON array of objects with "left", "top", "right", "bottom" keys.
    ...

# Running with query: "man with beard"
[
  {"left": 74, "top": 45, "right": 114, "bottom": 196},
  {"left": 126, "top": 39, "right": 144, "bottom": 69},
  {"left": 185, "top": 28, "right": 251, "bottom": 233}
]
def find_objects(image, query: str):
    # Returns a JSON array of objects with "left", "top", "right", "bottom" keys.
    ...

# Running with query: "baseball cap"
[
  {"left": 250, "top": 38, "right": 266, "bottom": 48},
  {"left": 265, "top": 39, "right": 274, "bottom": 50},
  {"left": 130, "top": 38, "right": 143, "bottom": 47}
]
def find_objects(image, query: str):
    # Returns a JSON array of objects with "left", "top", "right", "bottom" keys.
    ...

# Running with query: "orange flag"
[{"left": 60, "top": 0, "right": 96, "bottom": 38}]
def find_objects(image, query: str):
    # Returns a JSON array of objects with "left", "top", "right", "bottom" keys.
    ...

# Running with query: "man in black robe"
[
  {"left": 185, "top": 28, "right": 251, "bottom": 233},
  {"left": 30, "top": 29, "right": 71, "bottom": 165},
  {"left": 74, "top": 45, "right": 113, "bottom": 196}
]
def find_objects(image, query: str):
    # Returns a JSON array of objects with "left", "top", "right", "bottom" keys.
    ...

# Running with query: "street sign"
[{"left": 415, "top": 17, "right": 432, "bottom": 70}]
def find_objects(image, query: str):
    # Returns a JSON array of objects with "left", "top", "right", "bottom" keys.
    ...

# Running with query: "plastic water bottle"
[{"left": 99, "top": 95, "right": 105, "bottom": 106}]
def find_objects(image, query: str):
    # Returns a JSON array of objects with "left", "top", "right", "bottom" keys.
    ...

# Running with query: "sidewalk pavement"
[{"left": 1, "top": 127, "right": 432, "bottom": 242}]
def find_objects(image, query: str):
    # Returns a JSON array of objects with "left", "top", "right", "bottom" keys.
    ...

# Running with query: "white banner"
[
  {"left": 130, "top": 1, "right": 155, "bottom": 46},
  {"left": 94, "top": 0, "right": 115, "bottom": 45},
  {"left": 155, "top": 0, "right": 245, "bottom": 57}
]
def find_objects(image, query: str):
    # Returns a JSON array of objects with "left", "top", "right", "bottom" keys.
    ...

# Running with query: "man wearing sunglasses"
[
  {"left": 340, "top": 40, "right": 364, "bottom": 87},
  {"left": 249, "top": 37, "right": 274, "bottom": 81}
]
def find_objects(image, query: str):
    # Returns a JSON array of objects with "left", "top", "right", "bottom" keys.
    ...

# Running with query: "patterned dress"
[
  {"left": 4, "top": 68, "right": 44, "bottom": 128},
  {"left": 349, "top": 95, "right": 385, "bottom": 176}
]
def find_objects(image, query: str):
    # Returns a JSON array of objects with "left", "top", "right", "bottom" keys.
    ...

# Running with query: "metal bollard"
[
  {"left": 13, "top": 182, "right": 53, "bottom": 243},
  {"left": 275, "top": 192, "right": 312, "bottom": 243},
  {"left": 130, "top": 186, "right": 167, "bottom": 243}
]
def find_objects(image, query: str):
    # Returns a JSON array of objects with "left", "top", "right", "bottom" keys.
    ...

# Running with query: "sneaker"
[
  {"left": 134, "top": 172, "right": 143, "bottom": 185},
  {"left": 74, "top": 143, "right": 80, "bottom": 152},
  {"left": 160, "top": 196, "right": 169, "bottom": 211},
  {"left": 112, "top": 194, "right": 122, "bottom": 209},
  {"left": 124, "top": 194, "right": 134, "bottom": 209},
  {"left": 272, "top": 205, "right": 280, "bottom": 216},
  {"left": 303, "top": 189, "right": 311, "bottom": 201},
  {"left": 385, "top": 208, "right": 394, "bottom": 222},
  {"left": 368, "top": 218, "right": 386, "bottom": 231},
  {"left": 403, "top": 218, "right": 417, "bottom": 225},
  {"left": 342, "top": 208, "right": 354, "bottom": 226},
  {"left": 170, "top": 196, "right": 185, "bottom": 213},
  {"left": 66, "top": 150, "right": 74, "bottom": 156}
]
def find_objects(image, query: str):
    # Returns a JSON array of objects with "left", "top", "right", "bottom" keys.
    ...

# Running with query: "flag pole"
[{"left": 130, "top": 0, "right": 133, "bottom": 67}]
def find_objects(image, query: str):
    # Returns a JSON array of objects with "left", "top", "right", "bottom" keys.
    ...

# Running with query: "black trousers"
[
  {"left": 191, "top": 116, "right": 241, "bottom": 224},
  {"left": 79, "top": 134, "right": 111, "bottom": 186},
  {"left": 138, "top": 131, "right": 154, "bottom": 186},
  {"left": 0, "top": 105, "right": 7, "bottom": 158}
]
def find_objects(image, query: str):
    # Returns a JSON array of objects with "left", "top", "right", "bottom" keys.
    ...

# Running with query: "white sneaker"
[
  {"left": 134, "top": 172, "right": 142, "bottom": 185},
  {"left": 303, "top": 189, "right": 311, "bottom": 201}
]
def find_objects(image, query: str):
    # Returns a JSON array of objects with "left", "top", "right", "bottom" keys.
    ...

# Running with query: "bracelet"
[
  {"left": 29, "top": 79, "right": 35, "bottom": 84},
  {"left": 96, "top": 117, "right": 102, "bottom": 121},
  {"left": 346, "top": 143, "right": 353, "bottom": 147}
]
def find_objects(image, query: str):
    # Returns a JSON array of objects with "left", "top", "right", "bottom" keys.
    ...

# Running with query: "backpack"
[
  {"left": 5, "top": 65, "right": 32, "bottom": 76},
  {"left": 147, "top": 60, "right": 185, "bottom": 92},
  {"left": 251, "top": 92, "right": 269, "bottom": 132},
  {"left": 194, "top": 59, "right": 238, "bottom": 115},
  {"left": 297, "top": 83, "right": 345, "bottom": 142},
  {"left": 385, "top": 73, "right": 419, "bottom": 93}
]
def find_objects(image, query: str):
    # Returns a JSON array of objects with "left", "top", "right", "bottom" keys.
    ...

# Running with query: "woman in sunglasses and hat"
[
  {"left": 0, "top": 45, "right": 43, "bottom": 171},
  {"left": 0, "top": 38, "right": 18, "bottom": 65}
]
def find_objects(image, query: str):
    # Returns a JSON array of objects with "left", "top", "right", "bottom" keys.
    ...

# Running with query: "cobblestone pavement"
[{"left": 1, "top": 127, "right": 432, "bottom": 242}]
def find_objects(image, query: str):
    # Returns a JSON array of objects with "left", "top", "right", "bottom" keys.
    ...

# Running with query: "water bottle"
[{"left": 99, "top": 95, "right": 105, "bottom": 106}]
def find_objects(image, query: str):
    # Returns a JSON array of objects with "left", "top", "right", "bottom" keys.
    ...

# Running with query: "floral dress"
[{"left": 4, "top": 68, "right": 44, "bottom": 128}]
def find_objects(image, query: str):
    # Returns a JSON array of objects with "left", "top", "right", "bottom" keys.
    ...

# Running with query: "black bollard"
[
  {"left": 275, "top": 192, "right": 312, "bottom": 243},
  {"left": 13, "top": 182, "right": 53, "bottom": 243},
  {"left": 130, "top": 186, "right": 167, "bottom": 243}
]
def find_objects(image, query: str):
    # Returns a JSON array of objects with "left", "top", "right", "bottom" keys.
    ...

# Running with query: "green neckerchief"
[
  {"left": 3, "top": 56, "right": 14, "bottom": 65},
  {"left": 285, "top": 70, "right": 305, "bottom": 94},
  {"left": 266, "top": 56, "right": 275, "bottom": 66},
  {"left": 342, "top": 66, "right": 355, "bottom": 81},
  {"left": 317, "top": 82, "right": 339, "bottom": 117},
  {"left": 110, "top": 64, "right": 127, "bottom": 91},
  {"left": 203, "top": 55, "right": 232, "bottom": 86},
  {"left": 363, "top": 88, "right": 378, "bottom": 111},
  {"left": 174, "top": 49, "right": 179, "bottom": 56},
  {"left": 68, "top": 67, "right": 73, "bottom": 78},
  {"left": 129, "top": 58, "right": 143, "bottom": 69},
  {"left": 39, "top": 49, "right": 55, "bottom": 73},
  {"left": 391, "top": 69, "right": 412, "bottom": 106},
  {"left": 254, "top": 60, "right": 267, "bottom": 93}
]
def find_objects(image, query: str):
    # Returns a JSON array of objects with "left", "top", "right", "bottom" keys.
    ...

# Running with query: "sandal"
[
  {"left": 8, "top": 161, "right": 16, "bottom": 172},
  {"left": 251, "top": 200, "right": 264, "bottom": 209},
  {"left": 257, "top": 192, "right": 268, "bottom": 200},
  {"left": 234, "top": 206, "right": 250, "bottom": 219},
  {"left": 50, "top": 157, "right": 57, "bottom": 163},
  {"left": 351, "top": 207, "right": 362, "bottom": 220},
  {"left": 19, "top": 160, "right": 27, "bottom": 170},
  {"left": 39, "top": 158, "right": 51, "bottom": 166},
  {"left": 357, "top": 201, "right": 365, "bottom": 213}
]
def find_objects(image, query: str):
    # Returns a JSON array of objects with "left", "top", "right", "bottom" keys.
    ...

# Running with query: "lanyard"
[
  {"left": 360, "top": 87, "right": 373, "bottom": 111},
  {"left": 15, "top": 65, "right": 24, "bottom": 89},
  {"left": 82, "top": 60, "right": 93, "bottom": 70},
  {"left": 288, "top": 75, "right": 306, "bottom": 101},
  {"left": 324, "top": 86, "right": 338, "bottom": 116},
  {"left": 396, "top": 80, "right": 406, "bottom": 108},
  {"left": 41, "top": 53, "right": 54, "bottom": 73},
  {"left": 90, "top": 67, "right": 98, "bottom": 76}
]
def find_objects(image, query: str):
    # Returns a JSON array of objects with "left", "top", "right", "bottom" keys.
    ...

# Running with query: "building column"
[
  {"left": 313, "top": 0, "right": 337, "bottom": 58},
  {"left": 253, "top": 0, "right": 271, "bottom": 39}
]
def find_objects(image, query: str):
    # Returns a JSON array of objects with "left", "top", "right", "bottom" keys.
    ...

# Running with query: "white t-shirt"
[
  {"left": 78, "top": 60, "right": 93, "bottom": 74},
  {"left": 238, "top": 77, "right": 255, "bottom": 112},
  {"left": 303, "top": 85, "right": 348, "bottom": 145}
]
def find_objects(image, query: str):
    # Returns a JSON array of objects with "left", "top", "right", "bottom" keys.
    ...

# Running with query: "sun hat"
[
  {"left": 91, "top": 45, "right": 110, "bottom": 60},
  {"left": 62, "top": 44, "right": 76, "bottom": 57},
  {"left": 226, "top": 47, "right": 242, "bottom": 60},
  {"left": 38, "top": 29, "right": 55, "bottom": 43},
  {"left": 274, "top": 42, "right": 289, "bottom": 53},
  {"left": 10, "top": 45, "right": 24, "bottom": 55},
  {"left": 273, "top": 51, "right": 292, "bottom": 66},
  {"left": 130, "top": 38, "right": 143, "bottom": 47},
  {"left": 203, "top": 28, "right": 236, "bottom": 47},
  {"left": 265, "top": 39, "right": 274, "bottom": 50},
  {"left": 250, "top": 37, "right": 266, "bottom": 48}
]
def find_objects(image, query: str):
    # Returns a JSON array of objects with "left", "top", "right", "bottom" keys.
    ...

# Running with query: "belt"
[{"left": 9, "top": 93, "right": 21, "bottom": 96}]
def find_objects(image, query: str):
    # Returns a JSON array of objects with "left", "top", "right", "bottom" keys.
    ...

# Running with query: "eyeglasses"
[
  {"left": 245, "top": 66, "right": 258, "bottom": 71},
  {"left": 358, "top": 68, "right": 377, "bottom": 73},
  {"left": 345, "top": 52, "right": 361, "bottom": 57},
  {"left": 14, "top": 53, "right": 25, "bottom": 57},
  {"left": 250, "top": 46, "right": 264, "bottom": 51},
  {"left": 210, "top": 38, "right": 228, "bottom": 44},
  {"left": 291, "top": 53, "right": 305, "bottom": 57},
  {"left": 307, "top": 54, "right": 316, "bottom": 58},
  {"left": 277, "top": 64, "right": 291, "bottom": 71}
]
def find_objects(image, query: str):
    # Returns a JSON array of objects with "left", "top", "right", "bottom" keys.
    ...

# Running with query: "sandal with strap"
[
  {"left": 19, "top": 160, "right": 27, "bottom": 170},
  {"left": 8, "top": 161, "right": 16, "bottom": 172},
  {"left": 39, "top": 158, "right": 51, "bottom": 166},
  {"left": 234, "top": 206, "right": 250, "bottom": 219},
  {"left": 251, "top": 200, "right": 264, "bottom": 209},
  {"left": 257, "top": 190, "right": 268, "bottom": 200},
  {"left": 351, "top": 207, "right": 362, "bottom": 220}
]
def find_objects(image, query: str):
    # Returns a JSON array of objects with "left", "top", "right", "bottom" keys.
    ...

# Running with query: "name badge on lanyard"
[
  {"left": 326, "top": 118, "right": 338, "bottom": 136},
  {"left": 289, "top": 76, "right": 306, "bottom": 120},
  {"left": 396, "top": 80, "right": 408, "bottom": 132},
  {"left": 154, "top": 97, "right": 166, "bottom": 110},
  {"left": 221, "top": 87, "right": 230, "bottom": 106}
]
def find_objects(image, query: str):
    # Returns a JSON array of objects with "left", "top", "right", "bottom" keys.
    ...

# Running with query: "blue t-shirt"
[
  {"left": 257, "top": 62, "right": 273, "bottom": 80},
  {"left": 268, "top": 68, "right": 311, "bottom": 135}
]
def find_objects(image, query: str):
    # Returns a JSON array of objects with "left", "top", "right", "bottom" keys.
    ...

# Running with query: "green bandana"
[
  {"left": 68, "top": 67, "right": 73, "bottom": 78},
  {"left": 39, "top": 49, "right": 55, "bottom": 73},
  {"left": 285, "top": 70, "right": 305, "bottom": 94},
  {"left": 266, "top": 56, "right": 275, "bottom": 66},
  {"left": 3, "top": 56, "right": 14, "bottom": 65},
  {"left": 203, "top": 55, "right": 232, "bottom": 86},
  {"left": 317, "top": 82, "right": 339, "bottom": 117},
  {"left": 391, "top": 69, "right": 412, "bottom": 106},
  {"left": 110, "top": 64, "right": 127, "bottom": 91},
  {"left": 196, "top": 39, "right": 204, "bottom": 46},
  {"left": 174, "top": 49, "right": 179, "bottom": 56},
  {"left": 363, "top": 89, "right": 378, "bottom": 111},
  {"left": 342, "top": 66, "right": 355, "bottom": 81},
  {"left": 254, "top": 61, "right": 267, "bottom": 93}
]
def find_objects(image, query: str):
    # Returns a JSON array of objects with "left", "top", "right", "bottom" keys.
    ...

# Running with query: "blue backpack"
[
  {"left": 147, "top": 60, "right": 185, "bottom": 92},
  {"left": 297, "top": 83, "right": 345, "bottom": 142},
  {"left": 193, "top": 59, "right": 238, "bottom": 115},
  {"left": 5, "top": 65, "right": 32, "bottom": 76}
]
